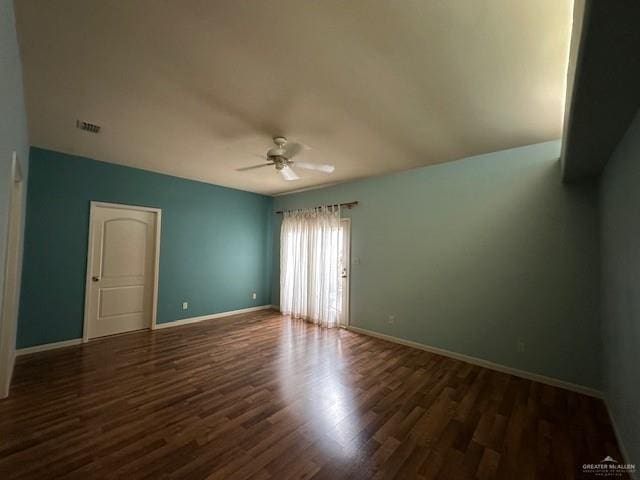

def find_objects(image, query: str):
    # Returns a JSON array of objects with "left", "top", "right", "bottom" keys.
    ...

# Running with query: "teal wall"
[
  {"left": 272, "top": 141, "right": 602, "bottom": 389},
  {"left": 600, "top": 109, "right": 640, "bottom": 464},
  {"left": 19, "top": 141, "right": 605, "bottom": 390},
  {"left": 18, "top": 148, "right": 272, "bottom": 348},
  {"left": 0, "top": 0, "right": 29, "bottom": 367}
]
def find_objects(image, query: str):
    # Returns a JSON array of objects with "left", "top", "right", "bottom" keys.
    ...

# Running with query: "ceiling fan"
[{"left": 236, "top": 136, "right": 335, "bottom": 181}]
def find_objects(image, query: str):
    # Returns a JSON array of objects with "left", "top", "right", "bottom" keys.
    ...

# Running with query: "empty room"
[{"left": 1, "top": 0, "right": 639, "bottom": 478}]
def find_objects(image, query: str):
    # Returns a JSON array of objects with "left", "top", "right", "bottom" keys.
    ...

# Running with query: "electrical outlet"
[
  {"left": 182, "top": 302, "right": 188, "bottom": 310},
  {"left": 252, "top": 292, "right": 257, "bottom": 300},
  {"left": 517, "top": 340, "right": 525, "bottom": 353},
  {"left": 388, "top": 315, "right": 396, "bottom": 324}
]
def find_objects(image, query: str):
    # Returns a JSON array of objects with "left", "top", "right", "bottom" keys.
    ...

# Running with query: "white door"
[
  {"left": 85, "top": 203, "right": 158, "bottom": 340},
  {"left": 338, "top": 218, "right": 351, "bottom": 326}
]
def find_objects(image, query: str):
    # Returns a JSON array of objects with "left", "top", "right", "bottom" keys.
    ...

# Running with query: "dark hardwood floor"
[{"left": 0, "top": 310, "right": 625, "bottom": 479}]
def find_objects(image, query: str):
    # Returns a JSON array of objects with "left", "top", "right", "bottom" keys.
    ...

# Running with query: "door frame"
[
  {"left": 0, "top": 152, "right": 24, "bottom": 398},
  {"left": 82, "top": 201, "right": 162, "bottom": 342},
  {"left": 340, "top": 218, "right": 351, "bottom": 327}
]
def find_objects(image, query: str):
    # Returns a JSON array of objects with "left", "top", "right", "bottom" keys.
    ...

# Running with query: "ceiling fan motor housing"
[
  {"left": 271, "top": 156, "right": 291, "bottom": 170},
  {"left": 267, "top": 148, "right": 287, "bottom": 158},
  {"left": 268, "top": 137, "right": 288, "bottom": 158},
  {"left": 268, "top": 136, "right": 289, "bottom": 161}
]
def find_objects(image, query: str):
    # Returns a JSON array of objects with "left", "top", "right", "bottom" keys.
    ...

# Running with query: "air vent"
[{"left": 76, "top": 120, "right": 101, "bottom": 133}]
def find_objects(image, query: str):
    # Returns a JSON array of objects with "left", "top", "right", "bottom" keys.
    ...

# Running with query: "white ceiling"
[{"left": 15, "top": 0, "right": 573, "bottom": 195}]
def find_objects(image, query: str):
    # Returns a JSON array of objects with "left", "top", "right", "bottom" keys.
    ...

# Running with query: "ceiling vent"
[{"left": 76, "top": 119, "right": 101, "bottom": 133}]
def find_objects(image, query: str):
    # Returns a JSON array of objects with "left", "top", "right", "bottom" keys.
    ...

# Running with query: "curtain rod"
[{"left": 275, "top": 201, "right": 359, "bottom": 214}]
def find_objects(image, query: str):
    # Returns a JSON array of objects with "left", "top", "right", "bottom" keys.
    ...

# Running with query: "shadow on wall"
[{"left": 600, "top": 108, "right": 640, "bottom": 467}]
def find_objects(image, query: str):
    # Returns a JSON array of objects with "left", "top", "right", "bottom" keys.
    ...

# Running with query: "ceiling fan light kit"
[{"left": 236, "top": 137, "right": 336, "bottom": 181}]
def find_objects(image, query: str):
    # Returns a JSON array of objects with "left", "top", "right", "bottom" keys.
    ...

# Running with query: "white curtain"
[{"left": 280, "top": 206, "right": 341, "bottom": 328}]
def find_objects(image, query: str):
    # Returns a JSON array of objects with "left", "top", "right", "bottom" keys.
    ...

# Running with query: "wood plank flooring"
[{"left": 0, "top": 310, "right": 626, "bottom": 479}]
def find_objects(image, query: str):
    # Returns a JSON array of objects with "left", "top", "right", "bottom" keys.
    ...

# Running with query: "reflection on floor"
[{"left": 0, "top": 310, "right": 625, "bottom": 479}]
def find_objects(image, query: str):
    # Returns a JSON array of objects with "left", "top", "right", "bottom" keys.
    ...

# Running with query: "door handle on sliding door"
[{"left": 92, "top": 276, "right": 100, "bottom": 282}]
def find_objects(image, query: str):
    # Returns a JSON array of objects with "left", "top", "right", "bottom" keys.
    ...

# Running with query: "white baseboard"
[
  {"left": 153, "top": 305, "right": 276, "bottom": 330},
  {"left": 16, "top": 338, "right": 83, "bottom": 356},
  {"left": 346, "top": 325, "right": 602, "bottom": 398},
  {"left": 14, "top": 306, "right": 276, "bottom": 356},
  {"left": 604, "top": 399, "right": 637, "bottom": 478}
]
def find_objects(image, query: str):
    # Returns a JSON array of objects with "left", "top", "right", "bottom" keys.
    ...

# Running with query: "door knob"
[{"left": 92, "top": 276, "right": 100, "bottom": 282}]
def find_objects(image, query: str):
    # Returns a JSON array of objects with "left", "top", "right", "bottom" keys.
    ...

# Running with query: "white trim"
[
  {"left": 1, "top": 351, "right": 15, "bottom": 398},
  {"left": 339, "top": 218, "right": 351, "bottom": 327},
  {"left": 11, "top": 151, "right": 22, "bottom": 183},
  {"left": 346, "top": 325, "right": 602, "bottom": 398},
  {"left": 150, "top": 211, "right": 162, "bottom": 330},
  {"left": 154, "top": 305, "right": 275, "bottom": 329},
  {"left": 83, "top": 201, "right": 162, "bottom": 342},
  {"left": 16, "top": 338, "right": 83, "bottom": 356},
  {"left": 604, "top": 400, "right": 637, "bottom": 479},
  {"left": 15, "top": 306, "right": 275, "bottom": 355},
  {"left": 89, "top": 201, "right": 162, "bottom": 214},
  {"left": 0, "top": 152, "right": 25, "bottom": 398},
  {"left": 81, "top": 205, "right": 96, "bottom": 342}
]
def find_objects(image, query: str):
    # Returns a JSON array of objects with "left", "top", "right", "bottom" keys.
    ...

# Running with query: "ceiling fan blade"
[
  {"left": 236, "top": 162, "right": 273, "bottom": 171},
  {"left": 280, "top": 166, "right": 300, "bottom": 181},
  {"left": 294, "top": 161, "right": 335, "bottom": 173}
]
